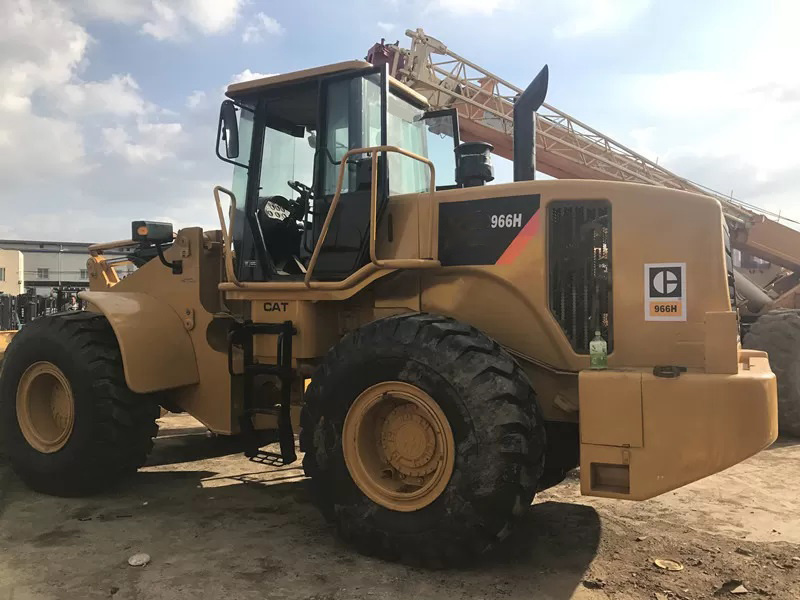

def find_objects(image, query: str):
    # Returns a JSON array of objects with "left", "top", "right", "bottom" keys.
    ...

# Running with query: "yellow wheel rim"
[
  {"left": 16, "top": 361, "right": 75, "bottom": 453},
  {"left": 342, "top": 381, "right": 455, "bottom": 512}
]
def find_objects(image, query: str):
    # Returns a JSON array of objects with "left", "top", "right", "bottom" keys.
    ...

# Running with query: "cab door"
[{"left": 306, "top": 65, "right": 389, "bottom": 280}]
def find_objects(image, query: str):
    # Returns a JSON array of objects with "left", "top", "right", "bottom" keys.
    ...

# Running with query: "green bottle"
[{"left": 589, "top": 329, "right": 608, "bottom": 369}]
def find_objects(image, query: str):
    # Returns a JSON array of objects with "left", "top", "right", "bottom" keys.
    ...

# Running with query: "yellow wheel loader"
[{"left": 0, "top": 60, "right": 778, "bottom": 566}]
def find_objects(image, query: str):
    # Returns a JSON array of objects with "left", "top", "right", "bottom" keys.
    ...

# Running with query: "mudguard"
[{"left": 79, "top": 291, "right": 200, "bottom": 394}]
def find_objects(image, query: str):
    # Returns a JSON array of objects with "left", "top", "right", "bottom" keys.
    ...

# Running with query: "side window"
[
  {"left": 321, "top": 73, "right": 383, "bottom": 196},
  {"left": 386, "top": 93, "right": 428, "bottom": 195},
  {"left": 386, "top": 99, "right": 459, "bottom": 194},
  {"left": 322, "top": 78, "right": 350, "bottom": 196},
  {"left": 421, "top": 111, "right": 459, "bottom": 189}
]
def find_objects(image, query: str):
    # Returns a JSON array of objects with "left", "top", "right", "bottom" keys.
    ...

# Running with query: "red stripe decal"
[{"left": 495, "top": 211, "right": 541, "bottom": 265}]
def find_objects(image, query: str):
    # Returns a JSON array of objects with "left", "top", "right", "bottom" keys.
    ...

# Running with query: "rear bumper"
[{"left": 578, "top": 350, "right": 778, "bottom": 500}]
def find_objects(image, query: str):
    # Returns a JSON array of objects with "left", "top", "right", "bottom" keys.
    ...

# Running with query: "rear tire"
[
  {"left": 0, "top": 312, "right": 160, "bottom": 496},
  {"left": 300, "top": 313, "right": 545, "bottom": 567},
  {"left": 744, "top": 309, "right": 800, "bottom": 437}
]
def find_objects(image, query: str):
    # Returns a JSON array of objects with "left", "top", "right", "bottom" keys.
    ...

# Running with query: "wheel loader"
[{"left": 0, "top": 60, "right": 778, "bottom": 566}]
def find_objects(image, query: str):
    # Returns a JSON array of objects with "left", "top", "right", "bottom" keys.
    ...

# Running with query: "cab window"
[{"left": 259, "top": 126, "right": 315, "bottom": 202}]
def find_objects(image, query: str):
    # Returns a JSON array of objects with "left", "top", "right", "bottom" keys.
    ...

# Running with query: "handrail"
[
  {"left": 368, "top": 146, "right": 437, "bottom": 267},
  {"left": 213, "top": 186, "right": 243, "bottom": 287},
  {"left": 304, "top": 144, "right": 440, "bottom": 286},
  {"left": 212, "top": 146, "right": 440, "bottom": 294}
]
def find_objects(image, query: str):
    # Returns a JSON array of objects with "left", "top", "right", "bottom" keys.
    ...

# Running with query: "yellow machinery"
[
  {"left": 0, "top": 331, "right": 13, "bottom": 364},
  {"left": 0, "top": 59, "right": 777, "bottom": 566},
  {"left": 371, "top": 28, "right": 800, "bottom": 436}
]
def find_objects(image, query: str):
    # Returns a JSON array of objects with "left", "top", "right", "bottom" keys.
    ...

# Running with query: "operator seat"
[{"left": 256, "top": 196, "right": 304, "bottom": 275}]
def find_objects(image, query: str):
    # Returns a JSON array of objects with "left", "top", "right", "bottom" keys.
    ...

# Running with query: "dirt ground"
[{"left": 1, "top": 414, "right": 798, "bottom": 600}]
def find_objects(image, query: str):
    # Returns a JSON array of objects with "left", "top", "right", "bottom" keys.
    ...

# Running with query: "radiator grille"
[{"left": 548, "top": 202, "right": 612, "bottom": 354}]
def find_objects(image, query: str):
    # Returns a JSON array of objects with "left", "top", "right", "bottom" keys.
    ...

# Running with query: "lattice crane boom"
[{"left": 372, "top": 28, "right": 784, "bottom": 229}]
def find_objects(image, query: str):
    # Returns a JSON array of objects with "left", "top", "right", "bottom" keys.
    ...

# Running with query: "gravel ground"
[{"left": 1, "top": 414, "right": 798, "bottom": 600}]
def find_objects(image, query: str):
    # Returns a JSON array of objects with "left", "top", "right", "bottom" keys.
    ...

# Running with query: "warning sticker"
[{"left": 644, "top": 263, "right": 686, "bottom": 321}]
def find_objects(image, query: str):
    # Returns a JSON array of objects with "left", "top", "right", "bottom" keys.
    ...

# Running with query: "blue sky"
[{"left": 2, "top": 0, "right": 798, "bottom": 241}]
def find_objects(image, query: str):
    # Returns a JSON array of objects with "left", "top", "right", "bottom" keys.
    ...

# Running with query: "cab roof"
[{"left": 225, "top": 60, "right": 429, "bottom": 108}]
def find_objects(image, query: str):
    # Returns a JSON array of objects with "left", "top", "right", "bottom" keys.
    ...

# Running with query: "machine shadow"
[
  {"left": 478, "top": 501, "right": 601, "bottom": 596},
  {"left": 1, "top": 427, "right": 602, "bottom": 600},
  {"left": 133, "top": 430, "right": 602, "bottom": 598},
  {"left": 145, "top": 430, "right": 248, "bottom": 467},
  {"left": 770, "top": 436, "right": 800, "bottom": 449}
]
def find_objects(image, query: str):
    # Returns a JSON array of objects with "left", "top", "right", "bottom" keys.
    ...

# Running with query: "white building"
[
  {"left": 0, "top": 249, "right": 24, "bottom": 296},
  {"left": 0, "top": 240, "right": 135, "bottom": 296}
]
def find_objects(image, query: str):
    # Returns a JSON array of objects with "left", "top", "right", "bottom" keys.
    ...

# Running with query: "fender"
[{"left": 79, "top": 291, "right": 200, "bottom": 394}]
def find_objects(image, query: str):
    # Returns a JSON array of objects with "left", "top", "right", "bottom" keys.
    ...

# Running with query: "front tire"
[
  {"left": 0, "top": 312, "right": 159, "bottom": 496},
  {"left": 300, "top": 313, "right": 545, "bottom": 567}
]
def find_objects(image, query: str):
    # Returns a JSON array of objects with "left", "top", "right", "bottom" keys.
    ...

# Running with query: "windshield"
[
  {"left": 387, "top": 93, "right": 457, "bottom": 193},
  {"left": 259, "top": 126, "right": 315, "bottom": 201}
]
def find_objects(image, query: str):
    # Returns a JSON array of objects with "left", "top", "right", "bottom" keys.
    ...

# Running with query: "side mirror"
[{"left": 219, "top": 100, "right": 239, "bottom": 159}]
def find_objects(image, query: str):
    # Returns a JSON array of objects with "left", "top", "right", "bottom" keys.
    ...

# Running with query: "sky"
[{"left": 1, "top": 0, "right": 799, "bottom": 242}]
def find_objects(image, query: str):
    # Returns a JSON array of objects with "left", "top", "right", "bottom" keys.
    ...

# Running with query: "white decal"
[
  {"left": 491, "top": 213, "right": 523, "bottom": 228},
  {"left": 644, "top": 263, "right": 687, "bottom": 321}
]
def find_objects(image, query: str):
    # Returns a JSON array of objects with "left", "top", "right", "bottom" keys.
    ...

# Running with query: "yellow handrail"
[
  {"left": 304, "top": 144, "right": 439, "bottom": 286},
  {"left": 213, "top": 186, "right": 243, "bottom": 287}
]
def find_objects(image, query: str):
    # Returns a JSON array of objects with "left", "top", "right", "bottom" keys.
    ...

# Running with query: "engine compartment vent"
[{"left": 548, "top": 202, "right": 612, "bottom": 354}]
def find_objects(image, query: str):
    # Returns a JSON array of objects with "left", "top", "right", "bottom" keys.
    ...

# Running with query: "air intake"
[{"left": 455, "top": 142, "right": 494, "bottom": 187}]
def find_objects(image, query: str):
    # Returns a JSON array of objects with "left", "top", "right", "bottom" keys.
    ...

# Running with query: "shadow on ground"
[
  {"left": 0, "top": 426, "right": 602, "bottom": 600},
  {"left": 769, "top": 435, "right": 800, "bottom": 449}
]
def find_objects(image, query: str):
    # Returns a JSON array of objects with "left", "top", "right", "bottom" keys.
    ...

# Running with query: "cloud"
[
  {"left": 242, "top": 12, "right": 284, "bottom": 43},
  {"left": 59, "top": 74, "right": 151, "bottom": 117},
  {"left": 187, "top": 0, "right": 242, "bottom": 35},
  {"left": 553, "top": 0, "right": 650, "bottom": 39},
  {"left": 102, "top": 122, "right": 183, "bottom": 163},
  {"left": 1, "top": 0, "right": 89, "bottom": 99},
  {"left": 230, "top": 69, "right": 277, "bottom": 84},
  {"left": 0, "top": 0, "right": 231, "bottom": 243},
  {"left": 0, "top": 0, "right": 91, "bottom": 181},
  {"left": 430, "top": 0, "right": 514, "bottom": 16},
  {"left": 621, "top": 2, "right": 800, "bottom": 221},
  {"left": 77, "top": 0, "right": 243, "bottom": 40},
  {"left": 377, "top": 21, "right": 395, "bottom": 33},
  {"left": 186, "top": 90, "right": 206, "bottom": 109}
]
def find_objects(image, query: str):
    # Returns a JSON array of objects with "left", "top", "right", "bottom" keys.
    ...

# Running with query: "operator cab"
[{"left": 217, "top": 60, "right": 462, "bottom": 282}]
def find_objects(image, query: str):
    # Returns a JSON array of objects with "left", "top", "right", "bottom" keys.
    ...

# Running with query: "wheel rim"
[
  {"left": 342, "top": 381, "right": 455, "bottom": 512},
  {"left": 16, "top": 361, "right": 75, "bottom": 453}
]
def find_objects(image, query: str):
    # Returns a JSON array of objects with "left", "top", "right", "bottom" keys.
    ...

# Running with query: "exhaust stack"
[{"left": 513, "top": 65, "right": 549, "bottom": 182}]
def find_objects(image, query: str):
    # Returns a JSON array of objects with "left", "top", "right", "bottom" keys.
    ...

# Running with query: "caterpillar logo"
[
  {"left": 644, "top": 263, "right": 686, "bottom": 321},
  {"left": 264, "top": 302, "right": 289, "bottom": 312}
]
